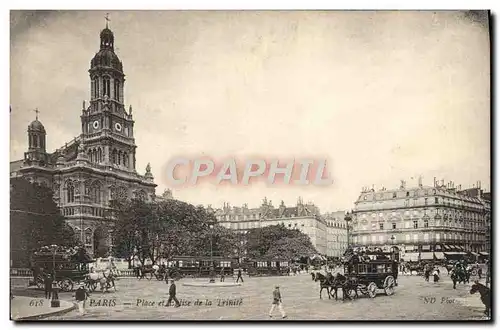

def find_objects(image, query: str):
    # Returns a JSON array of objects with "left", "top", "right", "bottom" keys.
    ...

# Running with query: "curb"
[{"left": 12, "top": 301, "right": 77, "bottom": 321}]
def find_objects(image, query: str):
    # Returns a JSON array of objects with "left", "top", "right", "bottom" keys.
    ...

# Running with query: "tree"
[
  {"left": 111, "top": 198, "right": 220, "bottom": 266},
  {"left": 10, "top": 178, "right": 77, "bottom": 267},
  {"left": 245, "top": 224, "right": 318, "bottom": 260}
]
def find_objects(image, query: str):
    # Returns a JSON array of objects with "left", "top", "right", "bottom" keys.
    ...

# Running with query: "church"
[{"left": 10, "top": 22, "right": 159, "bottom": 256}]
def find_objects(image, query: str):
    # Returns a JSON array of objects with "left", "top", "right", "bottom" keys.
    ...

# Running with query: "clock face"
[
  {"left": 115, "top": 122, "right": 122, "bottom": 132},
  {"left": 93, "top": 121, "right": 99, "bottom": 129}
]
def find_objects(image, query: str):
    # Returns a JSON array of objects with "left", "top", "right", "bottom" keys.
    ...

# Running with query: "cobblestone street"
[{"left": 11, "top": 270, "right": 489, "bottom": 321}]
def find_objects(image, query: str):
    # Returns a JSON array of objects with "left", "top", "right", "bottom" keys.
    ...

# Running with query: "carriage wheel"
[
  {"left": 145, "top": 272, "right": 153, "bottom": 281},
  {"left": 59, "top": 278, "right": 74, "bottom": 292},
  {"left": 367, "top": 282, "right": 377, "bottom": 298},
  {"left": 384, "top": 276, "right": 395, "bottom": 296},
  {"left": 156, "top": 273, "right": 164, "bottom": 281},
  {"left": 471, "top": 269, "right": 478, "bottom": 276}
]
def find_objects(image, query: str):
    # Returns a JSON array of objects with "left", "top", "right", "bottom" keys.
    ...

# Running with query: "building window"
[
  {"left": 114, "top": 80, "right": 120, "bottom": 101},
  {"left": 66, "top": 182, "right": 75, "bottom": 203},
  {"left": 393, "top": 192, "right": 397, "bottom": 198},
  {"left": 435, "top": 197, "right": 439, "bottom": 204},
  {"left": 424, "top": 198, "right": 428, "bottom": 205},
  {"left": 424, "top": 220, "right": 429, "bottom": 228},
  {"left": 413, "top": 234, "right": 418, "bottom": 242},
  {"left": 436, "top": 233, "right": 440, "bottom": 241},
  {"left": 103, "top": 76, "right": 111, "bottom": 97},
  {"left": 379, "top": 223, "right": 384, "bottom": 230},
  {"left": 406, "top": 191, "right": 410, "bottom": 197},
  {"left": 392, "top": 223, "right": 396, "bottom": 229},
  {"left": 405, "top": 234, "right": 410, "bottom": 242},
  {"left": 413, "top": 221, "right": 418, "bottom": 229},
  {"left": 424, "top": 233, "right": 429, "bottom": 241}
]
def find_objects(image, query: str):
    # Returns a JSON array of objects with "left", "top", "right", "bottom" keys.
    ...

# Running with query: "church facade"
[{"left": 10, "top": 24, "right": 157, "bottom": 256}]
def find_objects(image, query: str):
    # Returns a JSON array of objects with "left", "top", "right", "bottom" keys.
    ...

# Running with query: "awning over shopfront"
[
  {"left": 444, "top": 252, "right": 466, "bottom": 256},
  {"left": 443, "top": 245, "right": 451, "bottom": 250},
  {"left": 422, "top": 245, "right": 431, "bottom": 251},
  {"left": 434, "top": 252, "right": 445, "bottom": 260},
  {"left": 470, "top": 252, "right": 479, "bottom": 256},
  {"left": 420, "top": 252, "right": 434, "bottom": 260},
  {"left": 403, "top": 253, "right": 420, "bottom": 262},
  {"left": 479, "top": 252, "right": 489, "bottom": 256}
]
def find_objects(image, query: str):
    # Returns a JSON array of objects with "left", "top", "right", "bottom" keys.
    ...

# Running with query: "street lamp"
[
  {"left": 344, "top": 211, "right": 352, "bottom": 249},
  {"left": 209, "top": 223, "right": 215, "bottom": 283}
]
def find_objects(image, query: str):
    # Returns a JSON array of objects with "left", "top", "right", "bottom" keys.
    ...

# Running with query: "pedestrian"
[
  {"left": 432, "top": 267, "right": 440, "bottom": 283},
  {"left": 269, "top": 285, "right": 287, "bottom": 319},
  {"left": 236, "top": 268, "right": 244, "bottom": 283},
  {"left": 166, "top": 280, "right": 180, "bottom": 307},
  {"left": 75, "top": 285, "right": 89, "bottom": 315},
  {"left": 220, "top": 267, "right": 225, "bottom": 282},
  {"left": 424, "top": 265, "right": 430, "bottom": 282},
  {"left": 44, "top": 273, "right": 53, "bottom": 300}
]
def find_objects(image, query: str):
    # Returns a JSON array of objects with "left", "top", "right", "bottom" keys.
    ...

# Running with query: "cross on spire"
[
  {"left": 34, "top": 108, "right": 39, "bottom": 120},
  {"left": 105, "top": 13, "right": 110, "bottom": 28}
]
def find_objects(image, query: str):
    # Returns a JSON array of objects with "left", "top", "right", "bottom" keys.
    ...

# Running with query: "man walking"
[
  {"left": 220, "top": 267, "right": 225, "bottom": 282},
  {"left": 44, "top": 273, "right": 53, "bottom": 300},
  {"left": 166, "top": 280, "right": 181, "bottom": 307},
  {"left": 75, "top": 285, "right": 89, "bottom": 315},
  {"left": 236, "top": 268, "right": 244, "bottom": 283},
  {"left": 269, "top": 285, "right": 287, "bottom": 319}
]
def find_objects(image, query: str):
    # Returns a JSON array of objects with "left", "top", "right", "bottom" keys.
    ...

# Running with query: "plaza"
[{"left": 11, "top": 270, "right": 488, "bottom": 321}]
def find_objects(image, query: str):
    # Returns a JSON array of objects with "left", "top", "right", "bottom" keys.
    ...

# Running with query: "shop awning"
[
  {"left": 444, "top": 252, "right": 466, "bottom": 255},
  {"left": 470, "top": 252, "right": 479, "bottom": 256},
  {"left": 479, "top": 252, "right": 489, "bottom": 256},
  {"left": 420, "top": 252, "right": 434, "bottom": 260},
  {"left": 434, "top": 252, "right": 445, "bottom": 260},
  {"left": 443, "top": 245, "right": 450, "bottom": 250},
  {"left": 422, "top": 245, "right": 431, "bottom": 251},
  {"left": 404, "top": 253, "right": 420, "bottom": 262}
]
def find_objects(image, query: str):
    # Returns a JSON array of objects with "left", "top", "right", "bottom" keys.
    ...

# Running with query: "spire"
[
  {"left": 34, "top": 108, "right": 39, "bottom": 120},
  {"left": 105, "top": 13, "right": 110, "bottom": 29}
]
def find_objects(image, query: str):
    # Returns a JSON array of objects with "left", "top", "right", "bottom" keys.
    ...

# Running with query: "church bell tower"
[{"left": 80, "top": 18, "right": 137, "bottom": 171}]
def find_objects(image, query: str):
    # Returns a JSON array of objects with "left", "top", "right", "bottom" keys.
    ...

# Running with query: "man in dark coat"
[
  {"left": 44, "top": 273, "right": 53, "bottom": 299},
  {"left": 236, "top": 268, "right": 244, "bottom": 283},
  {"left": 220, "top": 267, "right": 225, "bottom": 282},
  {"left": 166, "top": 280, "right": 180, "bottom": 307}
]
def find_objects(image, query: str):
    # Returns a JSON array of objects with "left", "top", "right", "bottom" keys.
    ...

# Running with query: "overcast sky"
[{"left": 10, "top": 10, "right": 490, "bottom": 212}]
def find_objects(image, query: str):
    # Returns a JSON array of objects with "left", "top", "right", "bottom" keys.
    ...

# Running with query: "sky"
[{"left": 10, "top": 10, "right": 490, "bottom": 212}]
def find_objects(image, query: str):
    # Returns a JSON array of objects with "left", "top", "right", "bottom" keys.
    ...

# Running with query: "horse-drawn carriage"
[
  {"left": 341, "top": 248, "right": 399, "bottom": 299},
  {"left": 30, "top": 245, "right": 94, "bottom": 292}
]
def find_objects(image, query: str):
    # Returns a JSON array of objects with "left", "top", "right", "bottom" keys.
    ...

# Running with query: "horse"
[
  {"left": 329, "top": 273, "right": 356, "bottom": 301},
  {"left": 470, "top": 281, "right": 490, "bottom": 317},
  {"left": 450, "top": 268, "right": 469, "bottom": 289},
  {"left": 134, "top": 265, "right": 155, "bottom": 280},
  {"left": 314, "top": 272, "right": 334, "bottom": 299},
  {"left": 87, "top": 269, "right": 117, "bottom": 292}
]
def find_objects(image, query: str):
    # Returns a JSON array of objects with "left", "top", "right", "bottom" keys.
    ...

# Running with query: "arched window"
[
  {"left": 118, "top": 151, "right": 122, "bottom": 166},
  {"left": 123, "top": 153, "right": 128, "bottom": 167},
  {"left": 103, "top": 76, "right": 111, "bottom": 97},
  {"left": 94, "top": 78, "right": 99, "bottom": 98},
  {"left": 90, "top": 182, "right": 102, "bottom": 204},
  {"left": 33, "top": 135, "right": 38, "bottom": 148},
  {"left": 112, "top": 149, "right": 117, "bottom": 164},
  {"left": 98, "top": 148, "right": 103, "bottom": 163},
  {"left": 114, "top": 79, "right": 120, "bottom": 101},
  {"left": 66, "top": 181, "right": 75, "bottom": 203}
]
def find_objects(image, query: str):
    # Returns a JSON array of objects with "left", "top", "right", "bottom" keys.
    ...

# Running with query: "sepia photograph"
[{"left": 9, "top": 9, "right": 491, "bottom": 321}]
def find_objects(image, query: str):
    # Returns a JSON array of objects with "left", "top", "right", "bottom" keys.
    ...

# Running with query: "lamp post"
[
  {"left": 344, "top": 211, "right": 352, "bottom": 250},
  {"left": 209, "top": 223, "right": 215, "bottom": 283}
]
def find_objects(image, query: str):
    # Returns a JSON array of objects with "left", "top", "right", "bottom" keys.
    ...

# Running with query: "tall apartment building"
[
  {"left": 323, "top": 211, "right": 348, "bottom": 259},
  {"left": 351, "top": 178, "right": 489, "bottom": 261},
  {"left": 214, "top": 197, "right": 328, "bottom": 255}
]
